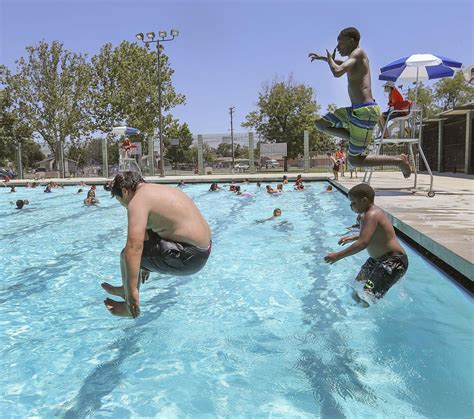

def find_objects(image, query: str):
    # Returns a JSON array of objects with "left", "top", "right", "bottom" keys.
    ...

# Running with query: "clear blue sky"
[{"left": 1, "top": 0, "right": 473, "bottom": 134}]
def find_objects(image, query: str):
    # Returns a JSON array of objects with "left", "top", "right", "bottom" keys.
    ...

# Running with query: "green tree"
[
  {"left": 2, "top": 41, "right": 93, "bottom": 166},
  {"left": 406, "top": 83, "right": 439, "bottom": 117},
  {"left": 0, "top": 85, "right": 44, "bottom": 168},
  {"left": 163, "top": 120, "right": 193, "bottom": 167},
  {"left": 434, "top": 71, "right": 474, "bottom": 110},
  {"left": 242, "top": 75, "right": 321, "bottom": 163},
  {"left": 90, "top": 41, "right": 185, "bottom": 141},
  {"left": 326, "top": 103, "right": 338, "bottom": 114},
  {"left": 216, "top": 142, "right": 232, "bottom": 157}
]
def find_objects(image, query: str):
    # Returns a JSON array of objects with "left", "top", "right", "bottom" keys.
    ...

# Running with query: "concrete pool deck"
[{"left": 4, "top": 171, "right": 473, "bottom": 283}]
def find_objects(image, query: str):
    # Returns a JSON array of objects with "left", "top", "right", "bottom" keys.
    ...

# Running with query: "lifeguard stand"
[{"left": 112, "top": 126, "right": 142, "bottom": 176}]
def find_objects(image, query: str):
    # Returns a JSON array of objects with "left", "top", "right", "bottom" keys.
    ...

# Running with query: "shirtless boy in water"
[
  {"left": 102, "top": 171, "right": 211, "bottom": 318},
  {"left": 324, "top": 184, "right": 408, "bottom": 298},
  {"left": 309, "top": 27, "right": 411, "bottom": 178}
]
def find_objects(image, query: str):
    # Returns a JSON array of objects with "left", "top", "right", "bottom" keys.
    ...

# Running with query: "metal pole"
[
  {"left": 102, "top": 136, "right": 109, "bottom": 178},
  {"left": 158, "top": 42, "right": 164, "bottom": 177},
  {"left": 16, "top": 140, "right": 23, "bottom": 179},
  {"left": 230, "top": 106, "right": 235, "bottom": 170}
]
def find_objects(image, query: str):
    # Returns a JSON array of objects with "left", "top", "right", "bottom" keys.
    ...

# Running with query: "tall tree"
[
  {"left": 163, "top": 120, "right": 193, "bottom": 167},
  {"left": 433, "top": 71, "right": 474, "bottom": 110},
  {"left": 3, "top": 41, "right": 93, "bottom": 164},
  {"left": 90, "top": 41, "right": 185, "bottom": 139},
  {"left": 242, "top": 75, "right": 328, "bottom": 167},
  {"left": 406, "top": 83, "right": 439, "bottom": 117},
  {"left": 0, "top": 84, "right": 44, "bottom": 168}
]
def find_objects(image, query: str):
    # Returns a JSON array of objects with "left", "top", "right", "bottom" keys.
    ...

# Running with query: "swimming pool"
[{"left": 1, "top": 183, "right": 473, "bottom": 417}]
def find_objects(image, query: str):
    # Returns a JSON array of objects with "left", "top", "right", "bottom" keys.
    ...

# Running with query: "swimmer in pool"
[
  {"left": 266, "top": 185, "right": 280, "bottom": 194},
  {"left": 101, "top": 171, "right": 212, "bottom": 318},
  {"left": 324, "top": 183, "right": 408, "bottom": 299},
  {"left": 256, "top": 208, "right": 282, "bottom": 223}
]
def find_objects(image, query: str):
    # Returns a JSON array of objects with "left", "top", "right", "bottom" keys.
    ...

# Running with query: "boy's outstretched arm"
[
  {"left": 309, "top": 51, "right": 343, "bottom": 65},
  {"left": 324, "top": 214, "right": 377, "bottom": 264}
]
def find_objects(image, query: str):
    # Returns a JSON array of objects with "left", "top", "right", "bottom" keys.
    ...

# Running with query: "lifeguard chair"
[
  {"left": 363, "top": 106, "right": 435, "bottom": 197},
  {"left": 112, "top": 126, "right": 142, "bottom": 176}
]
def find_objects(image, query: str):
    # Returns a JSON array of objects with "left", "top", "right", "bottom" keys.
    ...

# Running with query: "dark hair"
[
  {"left": 16, "top": 199, "right": 24, "bottom": 209},
  {"left": 339, "top": 27, "right": 361, "bottom": 44},
  {"left": 111, "top": 171, "right": 145, "bottom": 198},
  {"left": 348, "top": 183, "right": 375, "bottom": 203}
]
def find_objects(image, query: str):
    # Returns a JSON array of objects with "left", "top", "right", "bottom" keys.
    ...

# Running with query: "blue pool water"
[{"left": 1, "top": 182, "right": 473, "bottom": 418}]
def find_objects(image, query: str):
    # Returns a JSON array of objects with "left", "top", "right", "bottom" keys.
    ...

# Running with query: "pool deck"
[{"left": 4, "top": 171, "right": 473, "bottom": 283}]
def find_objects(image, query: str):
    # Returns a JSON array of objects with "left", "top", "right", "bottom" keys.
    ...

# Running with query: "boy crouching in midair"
[{"left": 324, "top": 183, "right": 408, "bottom": 299}]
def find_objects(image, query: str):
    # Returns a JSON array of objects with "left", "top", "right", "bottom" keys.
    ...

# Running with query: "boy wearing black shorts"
[{"left": 324, "top": 183, "right": 408, "bottom": 298}]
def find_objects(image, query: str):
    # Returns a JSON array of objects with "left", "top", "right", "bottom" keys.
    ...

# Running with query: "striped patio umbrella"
[
  {"left": 379, "top": 54, "right": 462, "bottom": 102},
  {"left": 112, "top": 126, "right": 141, "bottom": 136}
]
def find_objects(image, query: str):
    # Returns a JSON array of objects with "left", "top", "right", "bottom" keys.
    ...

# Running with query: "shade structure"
[
  {"left": 112, "top": 126, "right": 141, "bottom": 136},
  {"left": 378, "top": 54, "right": 462, "bottom": 102}
]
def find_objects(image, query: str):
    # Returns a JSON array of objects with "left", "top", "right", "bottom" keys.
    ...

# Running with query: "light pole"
[
  {"left": 229, "top": 106, "right": 235, "bottom": 170},
  {"left": 136, "top": 29, "right": 179, "bottom": 177}
]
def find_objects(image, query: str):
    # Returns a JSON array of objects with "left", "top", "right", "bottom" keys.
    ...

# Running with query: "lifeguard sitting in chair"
[
  {"left": 120, "top": 138, "right": 136, "bottom": 159},
  {"left": 378, "top": 81, "right": 413, "bottom": 138}
]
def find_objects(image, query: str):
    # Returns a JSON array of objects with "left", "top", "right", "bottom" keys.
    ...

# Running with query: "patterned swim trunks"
[
  {"left": 321, "top": 101, "right": 381, "bottom": 156},
  {"left": 355, "top": 251, "right": 409, "bottom": 298}
]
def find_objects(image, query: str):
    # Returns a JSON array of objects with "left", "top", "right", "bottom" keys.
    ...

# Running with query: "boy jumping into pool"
[
  {"left": 309, "top": 27, "right": 411, "bottom": 178},
  {"left": 101, "top": 171, "right": 212, "bottom": 318},
  {"left": 324, "top": 184, "right": 408, "bottom": 299}
]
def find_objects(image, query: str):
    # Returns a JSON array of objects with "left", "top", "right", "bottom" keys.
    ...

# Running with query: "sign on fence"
[{"left": 260, "top": 142, "right": 287, "bottom": 158}]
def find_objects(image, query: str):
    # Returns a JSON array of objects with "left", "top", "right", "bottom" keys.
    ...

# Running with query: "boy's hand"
[
  {"left": 338, "top": 235, "right": 356, "bottom": 246},
  {"left": 127, "top": 288, "right": 140, "bottom": 318},
  {"left": 309, "top": 52, "right": 327, "bottom": 62},
  {"left": 326, "top": 48, "right": 337, "bottom": 62},
  {"left": 324, "top": 252, "right": 340, "bottom": 264}
]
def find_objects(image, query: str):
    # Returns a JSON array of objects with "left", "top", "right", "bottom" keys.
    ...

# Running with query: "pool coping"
[{"left": 4, "top": 173, "right": 473, "bottom": 292}]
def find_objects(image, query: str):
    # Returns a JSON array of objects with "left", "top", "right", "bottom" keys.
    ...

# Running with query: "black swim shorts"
[
  {"left": 356, "top": 251, "right": 408, "bottom": 298},
  {"left": 140, "top": 229, "right": 211, "bottom": 276}
]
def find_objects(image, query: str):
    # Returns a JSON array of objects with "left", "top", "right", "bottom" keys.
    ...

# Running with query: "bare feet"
[
  {"left": 104, "top": 298, "right": 132, "bottom": 317},
  {"left": 101, "top": 282, "right": 125, "bottom": 299},
  {"left": 399, "top": 154, "right": 412, "bottom": 178}
]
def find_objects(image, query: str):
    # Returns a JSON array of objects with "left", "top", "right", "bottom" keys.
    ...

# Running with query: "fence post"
[
  {"left": 304, "top": 130, "right": 309, "bottom": 173},
  {"left": 466, "top": 111, "right": 473, "bottom": 174},
  {"left": 197, "top": 134, "right": 204, "bottom": 175},
  {"left": 437, "top": 119, "right": 443, "bottom": 172},
  {"left": 148, "top": 134, "right": 155, "bottom": 176},
  {"left": 249, "top": 132, "right": 255, "bottom": 174},
  {"left": 16, "top": 140, "right": 23, "bottom": 180},
  {"left": 102, "top": 137, "right": 109, "bottom": 178}
]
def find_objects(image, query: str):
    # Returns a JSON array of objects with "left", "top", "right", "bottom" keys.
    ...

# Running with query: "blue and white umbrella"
[
  {"left": 379, "top": 54, "right": 462, "bottom": 102},
  {"left": 112, "top": 126, "right": 141, "bottom": 136}
]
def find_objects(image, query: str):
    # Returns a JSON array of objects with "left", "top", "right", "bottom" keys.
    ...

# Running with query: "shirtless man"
[
  {"left": 309, "top": 27, "right": 411, "bottom": 178},
  {"left": 324, "top": 183, "right": 408, "bottom": 298},
  {"left": 101, "top": 171, "right": 211, "bottom": 318}
]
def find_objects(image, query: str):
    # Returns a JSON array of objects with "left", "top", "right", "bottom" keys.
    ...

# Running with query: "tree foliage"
[
  {"left": 242, "top": 75, "right": 330, "bottom": 159},
  {"left": 434, "top": 71, "right": 474, "bottom": 110},
  {"left": 0, "top": 85, "right": 44, "bottom": 168},
  {"left": 90, "top": 41, "right": 186, "bottom": 138},
  {"left": 3, "top": 41, "right": 93, "bottom": 163},
  {"left": 163, "top": 120, "right": 193, "bottom": 166}
]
